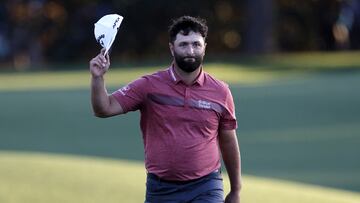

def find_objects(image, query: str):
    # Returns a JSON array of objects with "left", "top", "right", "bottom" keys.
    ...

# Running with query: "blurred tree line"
[{"left": 0, "top": 0, "right": 358, "bottom": 70}]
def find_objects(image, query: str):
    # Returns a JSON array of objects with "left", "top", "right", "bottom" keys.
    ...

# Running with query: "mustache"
[
  {"left": 180, "top": 56, "right": 196, "bottom": 59},
  {"left": 180, "top": 55, "right": 201, "bottom": 61}
]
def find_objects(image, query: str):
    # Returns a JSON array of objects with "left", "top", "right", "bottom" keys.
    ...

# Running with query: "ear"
[{"left": 169, "top": 42, "right": 174, "bottom": 57}]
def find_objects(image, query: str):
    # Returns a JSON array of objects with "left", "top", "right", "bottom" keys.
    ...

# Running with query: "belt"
[{"left": 147, "top": 169, "right": 220, "bottom": 185}]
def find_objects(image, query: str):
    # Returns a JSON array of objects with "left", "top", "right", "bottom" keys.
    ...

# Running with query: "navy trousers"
[{"left": 145, "top": 170, "right": 224, "bottom": 203}]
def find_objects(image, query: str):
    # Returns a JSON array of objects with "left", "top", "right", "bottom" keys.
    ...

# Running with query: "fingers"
[
  {"left": 105, "top": 52, "right": 110, "bottom": 62},
  {"left": 90, "top": 56, "right": 110, "bottom": 70},
  {"left": 99, "top": 54, "right": 107, "bottom": 66},
  {"left": 90, "top": 49, "right": 107, "bottom": 66},
  {"left": 90, "top": 57, "right": 103, "bottom": 69},
  {"left": 89, "top": 49, "right": 110, "bottom": 72},
  {"left": 100, "top": 48, "right": 106, "bottom": 55},
  {"left": 98, "top": 48, "right": 111, "bottom": 65}
]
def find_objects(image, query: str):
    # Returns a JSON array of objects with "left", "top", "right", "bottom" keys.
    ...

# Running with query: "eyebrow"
[
  {"left": 179, "top": 40, "right": 201, "bottom": 43},
  {"left": 177, "top": 39, "right": 203, "bottom": 44}
]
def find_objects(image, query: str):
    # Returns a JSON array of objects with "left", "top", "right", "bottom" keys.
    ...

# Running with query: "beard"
[{"left": 174, "top": 52, "right": 203, "bottom": 73}]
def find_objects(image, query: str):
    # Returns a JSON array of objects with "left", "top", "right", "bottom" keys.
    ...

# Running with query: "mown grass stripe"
[
  {"left": 0, "top": 64, "right": 301, "bottom": 91},
  {"left": 0, "top": 151, "right": 359, "bottom": 203}
]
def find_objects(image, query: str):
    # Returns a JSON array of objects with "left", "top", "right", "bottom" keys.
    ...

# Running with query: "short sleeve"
[
  {"left": 219, "top": 86, "right": 238, "bottom": 130},
  {"left": 111, "top": 77, "right": 149, "bottom": 113}
]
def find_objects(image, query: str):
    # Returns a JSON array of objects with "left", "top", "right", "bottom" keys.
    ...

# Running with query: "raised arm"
[
  {"left": 90, "top": 48, "right": 124, "bottom": 117},
  {"left": 219, "top": 129, "right": 241, "bottom": 203}
]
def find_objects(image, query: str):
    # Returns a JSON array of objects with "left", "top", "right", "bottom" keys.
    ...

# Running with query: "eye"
[
  {"left": 193, "top": 42, "right": 202, "bottom": 47},
  {"left": 179, "top": 42, "right": 187, "bottom": 47}
]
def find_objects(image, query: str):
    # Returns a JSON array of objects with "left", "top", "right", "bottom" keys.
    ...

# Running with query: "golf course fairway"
[{"left": 0, "top": 151, "right": 359, "bottom": 203}]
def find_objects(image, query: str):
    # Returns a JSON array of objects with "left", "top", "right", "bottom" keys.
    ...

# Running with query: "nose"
[{"left": 185, "top": 45, "right": 195, "bottom": 55}]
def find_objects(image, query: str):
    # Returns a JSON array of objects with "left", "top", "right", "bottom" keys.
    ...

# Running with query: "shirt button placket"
[{"left": 184, "top": 87, "right": 189, "bottom": 108}]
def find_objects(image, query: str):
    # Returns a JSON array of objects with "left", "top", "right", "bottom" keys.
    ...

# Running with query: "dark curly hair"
[{"left": 168, "top": 16, "right": 208, "bottom": 44}]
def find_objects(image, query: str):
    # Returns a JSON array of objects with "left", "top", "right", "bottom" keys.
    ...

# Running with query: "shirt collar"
[
  {"left": 195, "top": 67, "right": 205, "bottom": 86},
  {"left": 168, "top": 63, "right": 205, "bottom": 87},
  {"left": 168, "top": 64, "right": 180, "bottom": 83}
]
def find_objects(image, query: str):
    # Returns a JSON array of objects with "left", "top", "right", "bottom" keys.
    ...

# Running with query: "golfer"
[{"left": 90, "top": 16, "right": 241, "bottom": 203}]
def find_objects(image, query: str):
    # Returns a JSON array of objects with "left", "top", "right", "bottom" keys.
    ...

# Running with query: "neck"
[{"left": 173, "top": 62, "right": 201, "bottom": 85}]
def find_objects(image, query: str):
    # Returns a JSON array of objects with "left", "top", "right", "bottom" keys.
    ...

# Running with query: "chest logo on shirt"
[
  {"left": 197, "top": 100, "right": 211, "bottom": 109},
  {"left": 148, "top": 93, "right": 225, "bottom": 114}
]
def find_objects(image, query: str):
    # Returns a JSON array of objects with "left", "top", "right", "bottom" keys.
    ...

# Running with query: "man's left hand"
[{"left": 225, "top": 190, "right": 240, "bottom": 203}]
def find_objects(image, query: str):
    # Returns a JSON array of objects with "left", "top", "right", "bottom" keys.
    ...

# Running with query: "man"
[{"left": 90, "top": 16, "right": 241, "bottom": 203}]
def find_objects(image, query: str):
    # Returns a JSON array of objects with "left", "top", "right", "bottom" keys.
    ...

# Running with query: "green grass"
[
  {"left": 231, "top": 51, "right": 360, "bottom": 70},
  {"left": 1, "top": 151, "right": 360, "bottom": 203},
  {"left": 268, "top": 51, "right": 360, "bottom": 69},
  {"left": 0, "top": 64, "right": 298, "bottom": 91},
  {"left": 2, "top": 51, "right": 360, "bottom": 91},
  {"left": 1, "top": 54, "right": 360, "bottom": 201}
]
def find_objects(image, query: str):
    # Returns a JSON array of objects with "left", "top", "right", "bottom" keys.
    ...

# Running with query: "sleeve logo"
[{"left": 118, "top": 85, "right": 130, "bottom": 95}]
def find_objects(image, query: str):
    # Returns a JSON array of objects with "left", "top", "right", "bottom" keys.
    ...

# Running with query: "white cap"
[{"left": 94, "top": 14, "right": 124, "bottom": 55}]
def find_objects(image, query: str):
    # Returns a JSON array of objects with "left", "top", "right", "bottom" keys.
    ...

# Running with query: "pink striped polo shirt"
[{"left": 112, "top": 64, "right": 237, "bottom": 181}]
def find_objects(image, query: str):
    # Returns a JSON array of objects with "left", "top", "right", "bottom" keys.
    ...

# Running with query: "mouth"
[{"left": 183, "top": 57, "right": 196, "bottom": 62}]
